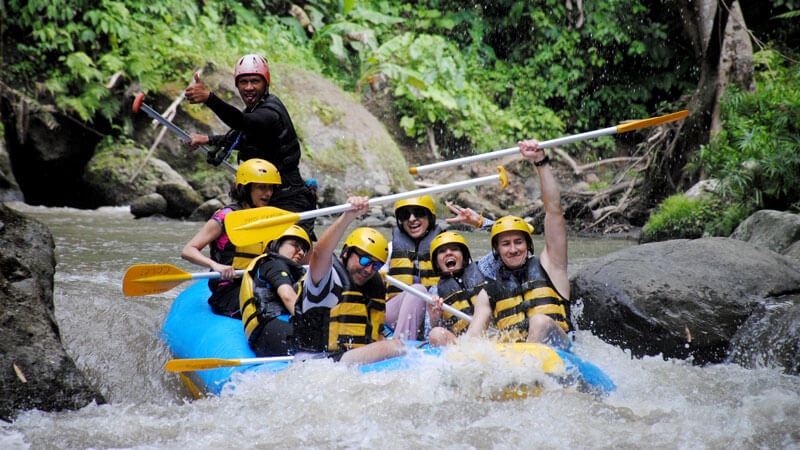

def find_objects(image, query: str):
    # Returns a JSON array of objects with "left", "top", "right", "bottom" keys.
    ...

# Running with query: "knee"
[
  {"left": 429, "top": 327, "right": 455, "bottom": 347},
  {"left": 528, "top": 314, "right": 554, "bottom": 332}
]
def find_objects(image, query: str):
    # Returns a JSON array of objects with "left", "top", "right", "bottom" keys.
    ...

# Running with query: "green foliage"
[
  {"left": 698, "top": 51, "right": 800, "bottom": 214},
  {"left": 3, "top": 0, "right": 316, "bottom": 123},
  {"left": 641, "top": 194, "right": 718, "bottom": 242}
]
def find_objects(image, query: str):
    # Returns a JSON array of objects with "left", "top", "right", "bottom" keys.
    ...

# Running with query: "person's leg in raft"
[
  {"left": 339, "top": 339, "right": 407, "bottom": 365},
  {"left": 385, "top": 283, "right": 427, "bottom": 340},
  {"left": 249, "top": 318, "right": 293, "bottom": 356},
  {"left": 428, "top": 327, "right": 456, "bottom": 347},
  {"left": 527, "top": 314, "right": 569, "bottom": 350}
]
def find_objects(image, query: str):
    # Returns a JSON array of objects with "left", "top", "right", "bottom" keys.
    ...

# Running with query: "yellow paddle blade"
[
  {"left": 122, "top": 264, "right": 191, "bottom": 297},
  {"left": 165, "top": 358, "right": 243, "bottom": 372},
  {"left": 616, "top": 110, "right": 689, "bottom": 133},
  {"left": 224, "top": 206, "right": 299, "bottom": 247}
]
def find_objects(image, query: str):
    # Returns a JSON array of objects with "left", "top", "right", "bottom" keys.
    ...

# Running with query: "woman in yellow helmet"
[
  {"left": 384, "top": 195, "right": 443, "bottom": 340},
  {"left": 239, "top": 225, "right": 311, "bottom": 356},
  {"left": 426, "top": 232, "right": 488, "bottom": 347},
  {"left": 181, "top": 159, "right": 282, "bottom": 318},
  {"left": 466, "top": 139, "right": 572, "bottom": 350}
]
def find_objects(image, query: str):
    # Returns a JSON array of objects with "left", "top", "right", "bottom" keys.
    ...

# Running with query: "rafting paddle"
[
  {"left": 409, "top": 110, "right": 689, "bottom": 174},
  {"left": 225, "top": 165, "right": 510, "bottom": 247},
  {"left": 132, "top": 92, "right": 237, "bottom": 173},
  {"left": 122, "top": 264, "right": 245, "bottom": 297},
  {"left": 165, "top": 356, "right": 295, "bottom": 372}
]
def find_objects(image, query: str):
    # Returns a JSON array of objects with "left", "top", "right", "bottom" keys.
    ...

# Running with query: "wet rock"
[
  {"left": 156, "top": 182, "right": 204, "bottom": 219},
  {"left": 572, "top": 237, "right": 800, "bottom": 365},
  {"left": 130, "top": 193, "right": 168, "bottom": 218},
  {"left": 189, "top": 199, "right": 224, "bottom": 222},
  {"left": 0, "top": 204, "right": 105, "bottom": 421},
  {"left": 0, "top": 138, "right": 23, "bottom": 202},
  {"left": 730, "top": 209, "right": 800, "bottom": 254},
  {"left": 83, "top": 146, "right": 191, "bottom": 206},
  {"left": 726, "top": 296, "right": 800, "bottom": 375}
]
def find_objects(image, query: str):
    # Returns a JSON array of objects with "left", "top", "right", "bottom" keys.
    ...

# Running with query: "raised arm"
[
  {"left": 518, "top": 139, "right": 569, "bottom": 299},
  {"left": 308, "top": 196, "right": 369, "bottom": 284}
]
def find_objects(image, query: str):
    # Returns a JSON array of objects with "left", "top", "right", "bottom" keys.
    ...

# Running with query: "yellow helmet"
[
  {"left": 342, "top": 227, "right": 389, "bottom": 263},
  {"left": 430, "top": 231, "right": 471, "bottom": 274},
  {"left": 395, "top": 195, "right": 436, "bottom": 217},
  {"left": 236, "top": 159, "right": 281, "bottom": 189},
  {"left": 270, "top": 224, "right": 311, "bottom": 253},
  {"left": 490, "top": 216, "right": 534, "bottom": 254}
]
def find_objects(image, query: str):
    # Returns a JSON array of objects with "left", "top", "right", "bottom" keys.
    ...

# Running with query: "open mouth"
[{"left": 445, "top": 257, "right": 457, "bottom": 269}]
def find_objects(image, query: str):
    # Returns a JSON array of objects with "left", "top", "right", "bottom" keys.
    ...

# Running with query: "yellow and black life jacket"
[
  {"left": 387, "top": 225, "right": 442, "bottom": 298},
  {"left": 239, "top": 251, "right": 305, "bottom": 341},
  {"left": 291, "top": 257, "right": 386, "bottom": 353},
  {"left": 435, "top": 263, "right": 487, "bottom": 335},
  {"left": 483, "top": 257, "right": 572, "bottom": 337},
  {"left": 210, "top": 204, "right": 268, "bottom": 270}
]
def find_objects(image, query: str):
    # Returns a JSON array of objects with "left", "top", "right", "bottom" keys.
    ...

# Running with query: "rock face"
[
  {"left": 82, "top": 147, "right": 192, "bottom": 207},
  {"left": 730, "top": 209, "right": 800, "bottom": 254},
  {"left": 156, "top": 182, "right": 203, "bottom": 219},
  {"left": 0, "top": 204, "right": 105, "bottom": 421},
  {"left": 572, "top": 237, "right": 800, "bottom": 368}
]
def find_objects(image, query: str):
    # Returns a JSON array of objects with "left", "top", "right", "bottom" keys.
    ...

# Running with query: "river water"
[{"left": 2, "top": 203, "right": 799, "bottom": 449}]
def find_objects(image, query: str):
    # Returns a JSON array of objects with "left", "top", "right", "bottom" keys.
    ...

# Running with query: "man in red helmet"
[{"left": 184, "top": 54, "right": 316, "bottom": 236}]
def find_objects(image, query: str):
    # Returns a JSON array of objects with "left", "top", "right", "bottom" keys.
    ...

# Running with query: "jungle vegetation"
[{"left": 1, "top": 0, "right": 798, "bottom": 237}]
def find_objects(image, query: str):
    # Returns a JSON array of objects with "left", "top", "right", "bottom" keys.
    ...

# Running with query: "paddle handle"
[
  {"left": 296, "top": 166, "right": 509, "bottom": 222},
  {"left": 410, "top": 126, "right": 617, "bottom": 174},
  {"left": 385, "top": 275, "right": 473, "bottom": 324},
  {"left": 134, "top": 94, "right": 236, "bottom": 173},
  {"left": 192, "top": 269, "right": 246, "bottom": 281}
]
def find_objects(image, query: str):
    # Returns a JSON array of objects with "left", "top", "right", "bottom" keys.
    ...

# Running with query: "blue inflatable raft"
[{"left": 161, "top": 281, "right": 615, "bottom": 397}]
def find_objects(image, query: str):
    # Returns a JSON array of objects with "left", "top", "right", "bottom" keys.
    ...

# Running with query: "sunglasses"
[
  {"left": 354, "top": 252, "right": 383, "bottom": 271},
  {"left": 397, "top": 206, "right": 428, "bottom": 222}
]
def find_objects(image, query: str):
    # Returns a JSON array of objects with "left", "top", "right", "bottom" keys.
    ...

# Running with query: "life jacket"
[
  {"left": 435, "top": 263, "right": 485, "bottom": 335},
  {"left": 208, "top": 204, "right": 267, "bottom": 290},
  {"left": 386, "top": 225, "right": 442, "bottom": 298},
  {"left": 483, "top": 256, "right": 572, "bottom": 337},
  {"left": 239, "top": 252, "right": 305, "bottom": 341},
  {"left": 291, "top": 257, "right": 386, "bottom": 353},
  {"left": 237, "top": 94, "right": 303, "bottom": 186}
]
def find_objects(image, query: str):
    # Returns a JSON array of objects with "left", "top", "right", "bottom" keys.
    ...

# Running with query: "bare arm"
[
  {"left": 308, "top": 196, "right": 369, "bottom": 285},
  {"left": 519, "top": 139, "right": 569, "bottom": 298},
  {"left": 276, "top": 284, "right": 298, "bottom": 315},
  {"left": 180, "top": 219, "right": 236, "bottom": 279},
  {"left": 465, "top": 288, "right": 492, "bottom": 337}
]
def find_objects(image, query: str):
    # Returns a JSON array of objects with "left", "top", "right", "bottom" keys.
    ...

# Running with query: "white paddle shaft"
[
  {"left": 296, "top": 171, "right": 504, "bottom": 222},
  {"left": 412, "top": 126, "right": 617, "bottom": 174}
]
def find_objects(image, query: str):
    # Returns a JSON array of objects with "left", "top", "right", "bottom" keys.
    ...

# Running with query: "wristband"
[
  {"left": 534, "top": 155, "right": 550, "bottom": 167},
  {"left": 474, "top": 213, "right": 483, "bottom": 229}
]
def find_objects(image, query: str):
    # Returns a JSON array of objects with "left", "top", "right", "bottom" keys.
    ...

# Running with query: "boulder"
[
  {"left": 726, "top": 296, "right": 800, "bottom": 375},
  {"left": 0, "top": 204, "right": 105, "bottom": 421},
  {"left": 783, "top": 241, "right": 800, "bottom": 266},
  {"left": 572, "top": 237, "right": 800, "bottom": 365},
  {"left": 130, "top": 193, "right": 168, "bottom": 218},
  {"left": 189, "top": 199, "right": 224, "bottom": 222},
  {"left": 83, "top": 146, "right": 191, "bottom": 206},
  {"left": 730, "top": 209, "right": 800, "bottom": 254},
  {"left": 156, "top": 182, "right": 204, "bottom": 219}
]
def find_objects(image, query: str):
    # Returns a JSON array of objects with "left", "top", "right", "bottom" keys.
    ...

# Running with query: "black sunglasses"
[{"left": 397, "top": 206, "right": 429, "bottom": 222}]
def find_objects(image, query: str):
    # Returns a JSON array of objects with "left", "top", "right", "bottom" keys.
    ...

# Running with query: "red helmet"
[{"left": 234, "top": 54, "right": 270, "bottom": 86}]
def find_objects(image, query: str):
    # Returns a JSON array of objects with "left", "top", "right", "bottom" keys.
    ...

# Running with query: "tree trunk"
[{"left": 640, "top": 0, "right": 730, "bottom": 205}]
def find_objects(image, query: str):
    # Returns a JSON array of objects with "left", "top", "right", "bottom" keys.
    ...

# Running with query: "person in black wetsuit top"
[{"left": 184, "top": 54, "right": 316, "bottom": 237}]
